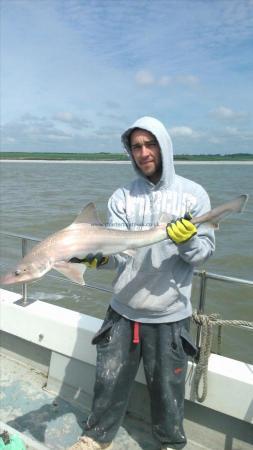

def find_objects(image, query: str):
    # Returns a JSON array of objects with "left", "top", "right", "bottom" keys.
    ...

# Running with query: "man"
[{"left": 70, "top": 116, "right": 215, "bottom": 450}]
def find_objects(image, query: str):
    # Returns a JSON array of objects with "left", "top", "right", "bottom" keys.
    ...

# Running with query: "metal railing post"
[
  {"left": 21, "top": 238, "right": 28, "bottom": 305},
  {"left": 195, "top": 270, "right": 207, "bottom": 351}
]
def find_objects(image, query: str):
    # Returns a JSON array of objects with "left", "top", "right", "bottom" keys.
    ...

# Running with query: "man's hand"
[
  {"left": 70, "top": 253, "right": 109, "bottom": 268},
  {"left": 166, "top": 217, "right": 197, "bottom": 245}
]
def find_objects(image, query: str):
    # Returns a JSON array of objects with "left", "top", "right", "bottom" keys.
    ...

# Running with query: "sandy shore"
[{"left": 1, "top": 159, "right": 252, "bottom": 165}]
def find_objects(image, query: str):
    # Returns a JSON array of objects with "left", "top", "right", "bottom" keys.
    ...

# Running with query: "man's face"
[{"left": 130, "top": 129, "right": 162, "bottom": 183}]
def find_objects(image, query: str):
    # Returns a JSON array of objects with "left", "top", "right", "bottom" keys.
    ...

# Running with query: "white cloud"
[
  {"left": 209, "top": 137, "right": 221, "bottom": 145},
  {"left": 135, "top": 70, "right": 155, "bottom": 86},
  {"left": 157, "top": 75, "right": 172, "bottom": 86},
  {"left": 2, "top": 116, "right": 74, "bottom": 148},
  {"left": 207, "top": 126, "right": 253, "bottom": 148},
  {"left": 54, "top": 112, "right": 74, "bottom": 122},
  {"left": 46, "top": 133, "right": 72, "bottom": 142},
  {"left": 1, "top": 115, "right": 122, "bottom": 152},
  {"left": 224, "top": 126, "right": 239, "bottom": 135},
  {"left": 21, "top": 113, "right": 47, "bottom": 122},
  {"left": 211, "top": 106, "right": 247, "bottom": 121},
  {"left": 175, "top": 75, "right": 199, "bottom": 86},
  {"left": 53, "top": 112, "right": 91, "bottom": 129},
  {"left": 5, "top": 137, "right": 16, "bottom": 143},
  {"left": 169, "top": 126, "right": 200, "bottom": 138},
  {"left": 135, "top": 70, "right": 199, "bottom": 87}
]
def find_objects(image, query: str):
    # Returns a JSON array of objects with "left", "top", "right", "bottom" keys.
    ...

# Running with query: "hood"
[{"left": 121, "top": 116, "right": 175, "bottom": 189}]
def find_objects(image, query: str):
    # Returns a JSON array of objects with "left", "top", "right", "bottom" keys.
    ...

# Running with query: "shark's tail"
[{"left": 191, "top": 194, "right": 249, "bottom": 229}]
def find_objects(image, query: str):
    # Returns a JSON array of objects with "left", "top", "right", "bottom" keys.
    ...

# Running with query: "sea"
[{"left": 0, "top": 160, "right": 252, "bottom": 364}]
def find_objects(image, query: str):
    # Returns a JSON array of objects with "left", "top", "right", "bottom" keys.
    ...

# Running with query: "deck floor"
[
  {"left": 1, "top": 353, "right": 252, "bottom": 450},
  {"left": 0, "top": 353, "right": 200, "bottom": 450}
]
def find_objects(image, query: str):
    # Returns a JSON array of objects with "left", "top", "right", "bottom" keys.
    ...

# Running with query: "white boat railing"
[{"left": 0, "top": 231, "right": 252, "bottom": 353}]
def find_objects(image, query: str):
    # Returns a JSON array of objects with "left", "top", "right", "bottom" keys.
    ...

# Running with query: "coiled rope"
[{"left": 191, "top": 312, "right": 253, "bottom": 402}]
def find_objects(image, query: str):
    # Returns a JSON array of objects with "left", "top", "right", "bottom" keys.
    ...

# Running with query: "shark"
[{"left": 0, "top": 194, "right": 248, "bottom": 286}]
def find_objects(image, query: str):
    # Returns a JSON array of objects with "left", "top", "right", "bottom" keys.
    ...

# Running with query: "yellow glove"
[
  {"left": 166, "top": 217, "right": 197, "bottom": 244},
  {"left": 70, "top": 253, "right": 109, "bottom": 268}
]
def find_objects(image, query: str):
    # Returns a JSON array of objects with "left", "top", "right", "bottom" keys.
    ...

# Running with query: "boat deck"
[
  {"left": 1, "top": 288, "right": 252, "bottom": 450},
  {"left": 1, "top": 353, "right": 252, "bottom": 450},
  {"left": 1, "top": 354, "right": 157, "bottom": 450}
]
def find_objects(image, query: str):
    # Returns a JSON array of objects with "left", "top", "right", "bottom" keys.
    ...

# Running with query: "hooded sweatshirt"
[{"left": 107, "top": 116, "right": 215, "bottom": 323}]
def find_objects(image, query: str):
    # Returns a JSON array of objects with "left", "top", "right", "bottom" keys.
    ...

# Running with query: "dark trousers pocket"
[
  {"left": 91, "top": 320, "right": 114, "bottom": 345},
  {"left": 91, "top": 307, "right": 121, "bottom": 345},
  {"left": 180, "top": 327, "right": 197, "bottom": 357}
]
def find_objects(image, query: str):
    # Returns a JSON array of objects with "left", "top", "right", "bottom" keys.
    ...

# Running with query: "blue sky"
[{"left": 1, "top": 0, "right": 253, "bottom": 154}]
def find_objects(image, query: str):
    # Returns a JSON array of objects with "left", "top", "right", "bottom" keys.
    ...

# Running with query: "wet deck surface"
[
  {"left": 1, "top": 354, "right": 156, "bottom": 449},
  {"left": 1, "top": 353, "right": 252, "bottom": 450},
  {"left": 0, "top": 354, "right": 205, "bottom": 450}
]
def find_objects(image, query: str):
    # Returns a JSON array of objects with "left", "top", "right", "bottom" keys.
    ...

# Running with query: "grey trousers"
[{"left": 84, "top": 307, "right": 196, "bottom": 449}]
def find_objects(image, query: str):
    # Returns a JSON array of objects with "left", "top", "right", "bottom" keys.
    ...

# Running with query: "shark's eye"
[{"left": 15, "top": 270, "right": 21, "bottom": 276}]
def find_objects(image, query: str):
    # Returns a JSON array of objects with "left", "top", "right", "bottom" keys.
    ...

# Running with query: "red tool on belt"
[{"left": 133, "top": 322, "right": 141, "bottom": 344}]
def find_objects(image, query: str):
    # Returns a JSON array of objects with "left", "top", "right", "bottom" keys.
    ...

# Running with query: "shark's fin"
[
  {"left": 72, "top": 202, "right": 103, "bottom": 226},
  {"left": 53, "top": 261, "right": 87, "bottom": 285}
]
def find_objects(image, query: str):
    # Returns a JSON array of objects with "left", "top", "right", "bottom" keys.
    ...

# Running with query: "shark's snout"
[
  {"left": 0, "top": 272, "right": 19, "bottom": 285},
  {"left": 0, "top": 269, "right": 37, "bottom": 285}
]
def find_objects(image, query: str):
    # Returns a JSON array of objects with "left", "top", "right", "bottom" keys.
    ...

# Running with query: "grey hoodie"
[{"left": 107, "top": 117, "right": 215, "bottom": 323}]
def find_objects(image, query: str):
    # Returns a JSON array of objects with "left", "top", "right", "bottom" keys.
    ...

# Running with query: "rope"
[{"left": 191, "top": 312, "right": 253, "bottom": 403}]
